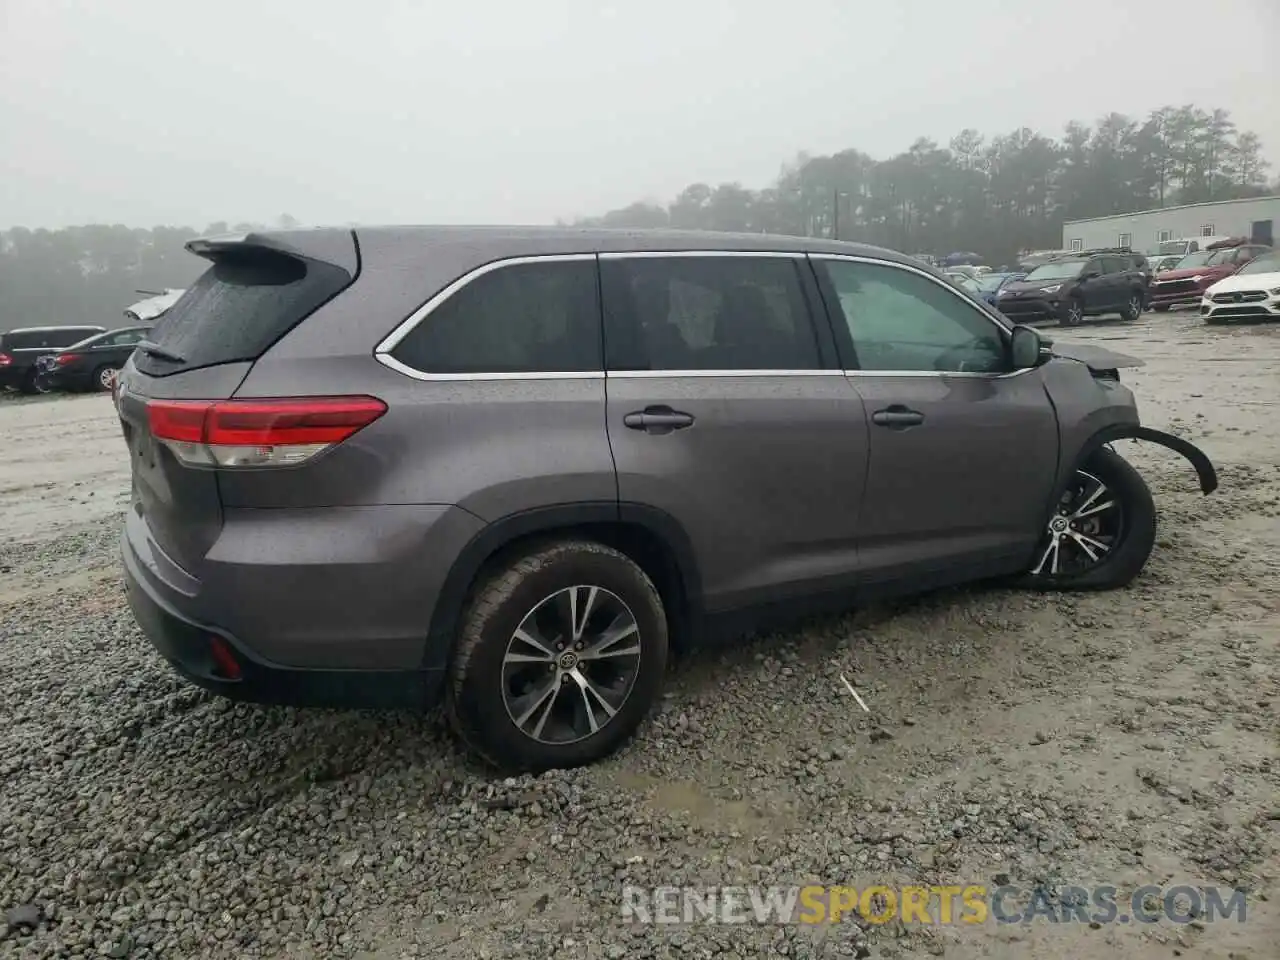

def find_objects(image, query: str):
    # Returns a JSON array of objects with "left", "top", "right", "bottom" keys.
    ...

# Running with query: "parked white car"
[
  {"left": 124, "top": 289, "right": 185, "bottom": 323},
  {"left": 1200, "top": 252, "right": 1280, "bottom": 324}
]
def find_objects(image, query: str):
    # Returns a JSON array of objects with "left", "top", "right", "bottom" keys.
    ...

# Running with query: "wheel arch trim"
[
  {"left": 422, "top": 502, "right": 702, "bottom": 671},
  {"left": 1079, "top": 425, "right": 1218, "bottom": 495}
]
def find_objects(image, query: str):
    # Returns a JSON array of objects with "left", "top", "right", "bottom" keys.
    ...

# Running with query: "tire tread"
[
  {"left": 1018, "top": 448, "right": 1156, "bottom": 592},
  {"left": 445, "top": 539, "right": 665, "bottom": 772}
]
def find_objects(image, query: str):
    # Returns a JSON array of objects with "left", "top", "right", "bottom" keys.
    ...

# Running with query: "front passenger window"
[{"left": 818, "top": 259, "right": 1006, "bottom": 373}]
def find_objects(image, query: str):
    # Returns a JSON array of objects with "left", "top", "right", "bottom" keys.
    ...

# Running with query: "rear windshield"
[{"left": 135, "top": 250, "right": 352, "bottom": 376}]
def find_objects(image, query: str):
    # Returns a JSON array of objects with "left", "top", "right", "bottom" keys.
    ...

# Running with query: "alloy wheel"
[
  {"left": 99, "top": 367, "right": 119, "bottom": 391},
  {"left": 1065, "top": 302, "right": 1083, "bottom": 326},
  {"left": 1127, "top": 295, "right": 1142, "bottom": 319},
  {"left": 1030, "top": 469, "right": 1125, "bottom": 578},
  {"left": 501, "top": 585, "right": 642, "bottom": 745}
]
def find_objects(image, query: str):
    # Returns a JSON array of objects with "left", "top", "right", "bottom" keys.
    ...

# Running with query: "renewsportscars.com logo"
[{"left": 621, "top": 884, "right": 1248, "bottom": 926}]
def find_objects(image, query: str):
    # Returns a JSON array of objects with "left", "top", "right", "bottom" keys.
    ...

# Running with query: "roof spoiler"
[{"left": 184, "top": 229, "right": 359, "bottom": 276}]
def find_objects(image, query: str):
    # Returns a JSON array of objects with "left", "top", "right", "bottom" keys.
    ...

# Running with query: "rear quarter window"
[
  {"left": 136, "top": 251, "right": 352, "bottom": 376},
  {"left": 390, "top": 259, "right": 602, "bottom": 374}
]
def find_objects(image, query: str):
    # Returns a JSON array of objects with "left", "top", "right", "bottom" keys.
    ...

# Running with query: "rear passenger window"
[
  {"left": 600, "top": 256, "right": 821, "bottom": 371},
  {"left": 391, "top": 259, "right": 601, "bottom": 374}
]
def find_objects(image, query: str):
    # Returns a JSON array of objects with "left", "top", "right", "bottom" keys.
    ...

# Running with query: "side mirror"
[
  {"left": 1078, "top": 270, "right": 1099, "bottom": 282},
  {"left": 1009, "top": 324, "right": 1045, "bottom": 370}
]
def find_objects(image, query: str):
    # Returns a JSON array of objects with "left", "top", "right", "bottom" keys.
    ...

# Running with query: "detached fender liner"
[{"left": 1083, "top": 425, "right": 1218, "bottom": 495}]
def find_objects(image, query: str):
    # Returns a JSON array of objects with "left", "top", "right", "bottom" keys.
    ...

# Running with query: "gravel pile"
[{"left": 2, "top": 317, "right": 1277, "bottom": 959}]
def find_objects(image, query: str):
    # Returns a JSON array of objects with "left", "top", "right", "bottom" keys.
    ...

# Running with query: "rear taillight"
[
  {"left": 146, "top": 396, "right": 387, "bottom": 468},
  {"left": 0, "top": 353, "right": 11, "bottom": 367},
  {"left": 55, "top": 353, "right": 82, "bottom": 366}
]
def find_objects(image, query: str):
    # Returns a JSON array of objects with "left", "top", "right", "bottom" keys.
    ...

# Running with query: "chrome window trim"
[
  {"left": 375, "top": 355, "right": 604, "bottom": 383},
  {"left": 599, "top": 250, "right": 805, "bottom": 260},
  {"left": 608, "top": 369, "right": 842, "bottom": 379},
  {"left": 845, "top": 368, "right": 1035, "bottom": 380},
  {"left": 375, "top": 248, "right": 1039, "bottom": 383},
  {"left": 377, "top": 249, "right": 818, "bottom": 382}
]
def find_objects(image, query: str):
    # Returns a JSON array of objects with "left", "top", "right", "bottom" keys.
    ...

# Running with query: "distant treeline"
[
  {"left": 570, "top": 104, "right": 1274, "bottom": 264},
  {"left": 0, "top": 216, "right": 300, "bottom": 332},
  {"left": 3, "top": 104, "right": 1274, "bottom": 330}
]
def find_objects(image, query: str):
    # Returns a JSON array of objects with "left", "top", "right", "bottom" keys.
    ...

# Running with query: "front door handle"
[
  {"left": 871, "top": 405, "right": 925, "bottom": 429},
  {"left": 623, "top": 406, "right": 696, "bottom": 434}
]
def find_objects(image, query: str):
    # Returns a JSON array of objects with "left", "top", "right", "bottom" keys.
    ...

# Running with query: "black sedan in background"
[{"left": 35, "top": 326, "right": 151, "bottom": 393}]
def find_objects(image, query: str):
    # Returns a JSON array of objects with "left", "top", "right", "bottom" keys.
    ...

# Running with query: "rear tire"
[
  {"left": 1016, "top": 448, "right": 1156, "bottom": 591},
  {"left": 446, "top": 540, "right": 668, "bottom": 772},
  {"left": 91, "top": 365, "right": 119, "bottom": 393}
]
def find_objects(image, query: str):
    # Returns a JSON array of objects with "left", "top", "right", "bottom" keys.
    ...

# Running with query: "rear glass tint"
[{"left": 135, "top": 250, "right": 352, "bottom": 376}]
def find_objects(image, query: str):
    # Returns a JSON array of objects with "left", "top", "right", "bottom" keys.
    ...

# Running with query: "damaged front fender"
[{"left": 1084, "top": 426, "right": 1218, "bottom": 495}]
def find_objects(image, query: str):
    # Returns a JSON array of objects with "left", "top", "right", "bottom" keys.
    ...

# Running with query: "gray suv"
[{"left": 118, "top": 227, "right": 1217, "bottom": 772}]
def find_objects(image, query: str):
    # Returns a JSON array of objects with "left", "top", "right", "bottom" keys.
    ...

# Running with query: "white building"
[{"left": 1061, "top": 195, "right": 1279, "bottom": 255}]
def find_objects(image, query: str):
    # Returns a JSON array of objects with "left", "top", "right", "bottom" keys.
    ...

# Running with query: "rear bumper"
[
  {"left": 0, "top": 366, "right": 29, "bottom": 388},
  {"left": 123, "top": 554, "right": 439, "bottom": 708},
  {"left": 1149, "top": 283, "right": 1205, "bottom": 308},
  {"left": 120, "top": 500, "right": 487, "bottom": 708}
]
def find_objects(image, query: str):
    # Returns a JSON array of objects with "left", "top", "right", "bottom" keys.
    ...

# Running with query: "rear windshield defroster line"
[{"left": 133, "top": 249, "right": 353, "bottom": 377}]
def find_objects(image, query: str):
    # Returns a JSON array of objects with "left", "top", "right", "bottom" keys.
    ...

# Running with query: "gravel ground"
[{"left": 1, "top": 313, "right": 1277, "bottom": 959}]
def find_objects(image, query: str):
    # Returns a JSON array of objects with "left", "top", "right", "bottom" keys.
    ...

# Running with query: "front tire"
[
  {"left": 446, "top": 540, "right": 668, "bottom": 772},
  {"left": 1062, "top": 298, "right": 1084, "bottom": 326},
  {"left": 1121, "top": 291, "right": 1143, "bottom": 322},
  {"left": 1017, "top": 448, "right": 1156, "bottom": 591}
]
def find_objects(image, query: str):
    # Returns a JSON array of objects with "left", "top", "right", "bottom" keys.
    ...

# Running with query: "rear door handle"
[
  {"left": 623, "top": 406, "right": 696, "bottom": 434},
  {"left": 871, "top": 405, "right": 925, "bottom": 429}
]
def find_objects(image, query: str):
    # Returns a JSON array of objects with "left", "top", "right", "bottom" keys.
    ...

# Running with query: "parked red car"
[{"left": 1148, "top": 239, "right": 1272, "bottom": 312}]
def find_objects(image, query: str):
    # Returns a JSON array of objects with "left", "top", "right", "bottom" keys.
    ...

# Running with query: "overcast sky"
[{"left": 2, "top": 0, "right": 1277, "bottom": 230}]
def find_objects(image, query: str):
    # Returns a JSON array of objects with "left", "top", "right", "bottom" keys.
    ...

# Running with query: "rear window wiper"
[{"left": 136, "top": 340, "right": 186, "bottom": 363}]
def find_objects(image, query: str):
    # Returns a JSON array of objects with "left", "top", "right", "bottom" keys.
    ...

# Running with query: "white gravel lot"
[{"left": 1, "top": 312, "right": 1277, "bottom": 960}]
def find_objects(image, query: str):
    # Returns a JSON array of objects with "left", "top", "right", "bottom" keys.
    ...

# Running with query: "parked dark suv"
[
  {"left": 118, "top": 228, "right": 1217, "bottom": 772},
  {"left": 34, "top": 325, "right": 151, "bottom": 393},
  {"left": 997, "top": 253, "right": 1147, "bottom": 325},
  {"left": 0, "top": 325, "right": 108, "bottom": 393}
]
